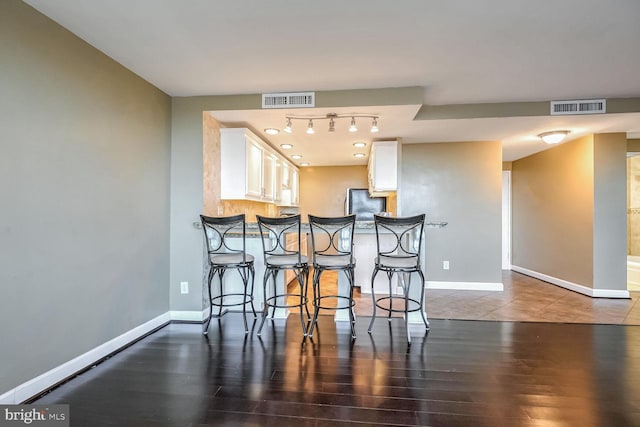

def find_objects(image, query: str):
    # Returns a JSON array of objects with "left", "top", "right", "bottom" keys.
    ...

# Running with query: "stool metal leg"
[
  {"left": 203, "top": 267, "right": 215, "bottom": 335},
  {"left": 249, "top": 264, "right": 257, "bottom": 317},
  {"left": 294, "top": 267, "right": 308, "bottom": 336},
  {"left": 387, "top": 271, "right": 394, "bottom": 322},
  {"left": 308, "top": 267, "right": 322, "bottom": 337},
  {"left": 346, "top": 268, "right": 356, "bottom": 339},
  {"left": 257, "top": 269, "right": 272, "bottom": 336},
  {"left": 368, "top": 267, "right": 380, "bottom": 333},
  {"left": 417, "top": 269, "right": 429, "bottom": 329}
]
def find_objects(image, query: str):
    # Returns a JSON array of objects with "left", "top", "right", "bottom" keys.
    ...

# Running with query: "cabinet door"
[
  {"left": 262, "top": 152, "right": 277, "bottom": 201},
  {"left": 291, "top": 168, "right": 299, "bottom": 206},
  {"left": 246, "top": 140, "right": 263, "bottom": 198},
  {"left": 274, "top": 159, "right": 283, "bottom": 203}
]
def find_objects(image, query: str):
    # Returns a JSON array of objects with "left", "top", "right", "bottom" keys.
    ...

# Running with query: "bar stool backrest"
[
  {"left": 200, "top": 213, "right": 248, "bottom": 263},
  {"left": 256, "top": 214, "right": 304, "bottom": 265},
  {"left": 308, "top": 214, "right": 356, "bottom": 266},
  {"left": 374, "top": 213, "right": 426, "bottom": 269}
]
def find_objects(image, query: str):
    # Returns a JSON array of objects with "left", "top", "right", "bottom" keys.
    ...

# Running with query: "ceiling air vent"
[
  {"left": 550, "top": 99, "right": 606, "bottom": 115},
  {"left": 262, "top": 92, "right": 315, "bottom": 109}
]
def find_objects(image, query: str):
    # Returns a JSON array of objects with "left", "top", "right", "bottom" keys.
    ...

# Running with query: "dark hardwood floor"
[{"left": 34, "top": 313, "right": 640, "bottom": 426}]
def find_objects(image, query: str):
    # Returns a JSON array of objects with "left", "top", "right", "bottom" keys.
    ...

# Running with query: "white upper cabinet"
[
  {"left": 368, "top": 140, "right": 398, "bottom": 196},
  {"left": 220, "top": 128, "right": 298, "bottom": 204},
  {"left": 277, "top": 159, "right": 299, "bottom": 207}
]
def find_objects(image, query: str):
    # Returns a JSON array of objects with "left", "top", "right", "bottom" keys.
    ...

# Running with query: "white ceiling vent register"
[
  {"left": 262, "top": 92, "right": 315, "bottom": 109},
  {"left": 550, "top": 99, "right": 606, "bottom": 115}
]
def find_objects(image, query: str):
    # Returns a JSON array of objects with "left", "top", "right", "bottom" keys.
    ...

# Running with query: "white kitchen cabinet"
[
  {"left": 262, "top": 151, "right": 277, "bottom": 200},
  {"left": 220, "top": 128, "right": 298, "bottom": 204},
  {"left": 275, "top": 157, "right": 300, "bottom": 207},
  {"left": 291, "top": 168, "right": 299, "bottom": 206},
  {"left": 368, "top": 140, "right": 398, "bottom": 196},
  {"left": 246, "top": 139, "right": 263, "bottom": 198},
  {"left": 220, "top": 128, "right": 276, "bottom": 202}
]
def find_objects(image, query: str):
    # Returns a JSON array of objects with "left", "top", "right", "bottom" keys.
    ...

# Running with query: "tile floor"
[{"left": 295, "top": 270, "right": 640, "bottom": 325}]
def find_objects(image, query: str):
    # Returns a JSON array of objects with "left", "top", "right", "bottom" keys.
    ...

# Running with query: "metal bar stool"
[
  {"left": 307, "top": 214, "right": 357, "bottom": 339},
  {"left": 200, "top": 214, "right": 256, "bottom": 335},
  {"left": 368, "top": 213, "right": 429, "bottom": 344},
  {"left": 256, "top": 214, "right": 310, "bottom": 336}
]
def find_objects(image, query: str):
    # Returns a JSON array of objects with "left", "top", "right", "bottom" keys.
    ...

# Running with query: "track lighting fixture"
[
  {"left": 283, "top": 118, "right": 292, "bottom": 133},
  {"left": 370, "top": 117, "right": 379, "bottom": 133},
  {"left": 349, "top": 117, "right": 358, "bottom": 133},
  {"left": 282, "top": 112, "right": 380, "bottom": 134}
]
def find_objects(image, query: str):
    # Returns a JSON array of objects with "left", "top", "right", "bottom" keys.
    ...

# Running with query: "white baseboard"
[
  {"left": 169, "top": 309, "right": 208, "bottom": 322},
  {"left": 426, "top": 281, "right": 504, "bottom": 291},
  {"left": 0, "top": 312, "right": 171, "bottom": 405},
  {"left": 511, "top": 265, "right": 630, "bottom": 299}
]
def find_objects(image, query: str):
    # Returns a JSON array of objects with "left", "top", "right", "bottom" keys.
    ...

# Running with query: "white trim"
[
  {"left": 0, "top": 312, "right": 171, "bottom": 404},
  {"left": 170, "top": 309, "right": 208, "bottom": 322},
  {"left": 502, "top": 171, "right": 512, "bottom": 270},
  {"left": 512, "top": 265, "right": 631, "bottom": 299},
  {"left": 426, "top": 281, "right": 504, "bottom": 291}
]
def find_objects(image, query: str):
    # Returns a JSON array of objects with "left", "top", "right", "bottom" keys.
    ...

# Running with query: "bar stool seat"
[
  {"left": 200, "top": 213, "right": 256, "bottom": 335},
  {"left": 209, "top": 253, "right": 255, "bottom": 264}
]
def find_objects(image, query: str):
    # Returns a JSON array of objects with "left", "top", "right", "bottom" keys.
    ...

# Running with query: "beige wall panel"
[
  {"left": 202, "top": 112, "right": 221, "bottom": 216},
  {"left": 512, "top": 136, "right": 594, "bottom": 286},
  {"left": 220, "top": 200, "right": 277, "bottom": 222},
  {"left": 299, "top": 166, "right": 368, "bottom": 220},
  {"left": 628, "top": 156, "right": 640, "bottom": 255}
]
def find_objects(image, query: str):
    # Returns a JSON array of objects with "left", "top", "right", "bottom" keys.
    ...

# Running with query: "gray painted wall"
[
  {"left": 170, "top": 100, "right": 207, "bottom": 311},
  {"left": 593, "top": 133, "right": 627, "bottom": 291},
  {"left": 400, "top": 141, "right": 503, "bottom": 284},
  {"left": 0, "top": 1, "right": 171, "bottom": 395}
]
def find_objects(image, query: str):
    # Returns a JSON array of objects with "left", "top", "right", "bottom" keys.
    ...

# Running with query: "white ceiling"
[{"left": 24, "top": 0, "right": 640, "bottom": 164}]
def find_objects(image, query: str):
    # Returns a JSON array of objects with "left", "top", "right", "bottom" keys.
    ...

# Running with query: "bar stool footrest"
[
  {"left": 210, "top": 293, "right": 254, "bottom": 308},
  {"left": 314, "top": 294, "right": 355, "bottom": 311},
  {"left": 373, "top": 295, "right": 424, "bottom": 313},
  {"left": 264, "top": 293, "right": 308, "bottom": 309}
]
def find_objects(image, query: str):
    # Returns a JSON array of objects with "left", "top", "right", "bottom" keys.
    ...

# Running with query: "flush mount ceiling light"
[
  {"left": 300, "top": 162, "right": 310, "bottom": 166},
  {"left": 264, "top": 128, "right": 279, "bottom": 135},
  {"left": 353, "top": 142, "right": 367, "bottom": 148},
  {"left": 538, "top": 130, "right": 570, "bottom": 144},
  {"left": 282, "top": 113, "right": 380, "bottom": 134},
  {"left": 280, "top": 143, "right": 293, "bottom": 149},
  {"left": 291, "top": 154, "right": 303, "bottom": 160},
  {"left": 353, "top": 153, "right": 366, "bottom": 158}
]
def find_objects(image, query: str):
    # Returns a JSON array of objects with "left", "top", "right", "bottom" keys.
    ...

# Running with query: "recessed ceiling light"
[
  {"left": 291, "top": 154, "right": 302, "bottom": 160},
  {"left": 264, "top": 128, "right": 279, "bottom": 135},
  {"left": 354, "top": 153, "right": 366, "bottom": 158},
  {"left": 353, "top": 142, "right": 366, "bottom": 148},
  {"left": 300, "top": 162, "right": 310, "bottom": 166},
  {"left": 280, "top": 144, "right": 293, "bottom": 149}
]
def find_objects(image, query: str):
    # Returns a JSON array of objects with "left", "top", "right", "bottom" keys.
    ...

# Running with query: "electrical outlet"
[
  {"left": 180, "top": 281, "right": 189, "bottom": 294},
  {"left": 443, "top": 260, "right": 450, "bottom": 270}
]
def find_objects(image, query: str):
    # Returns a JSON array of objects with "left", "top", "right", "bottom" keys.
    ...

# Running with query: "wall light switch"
[
  {"left": 443, "top": 261, "right": 450, "bottom": 270},
  {"left": 180, "top": 281, "right": 189, "bottom": 294}
]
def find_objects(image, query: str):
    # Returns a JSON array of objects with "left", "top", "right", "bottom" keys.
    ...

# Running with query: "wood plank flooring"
[{"left": 35, "top": 314, "right": 640, "bottom": 426}]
